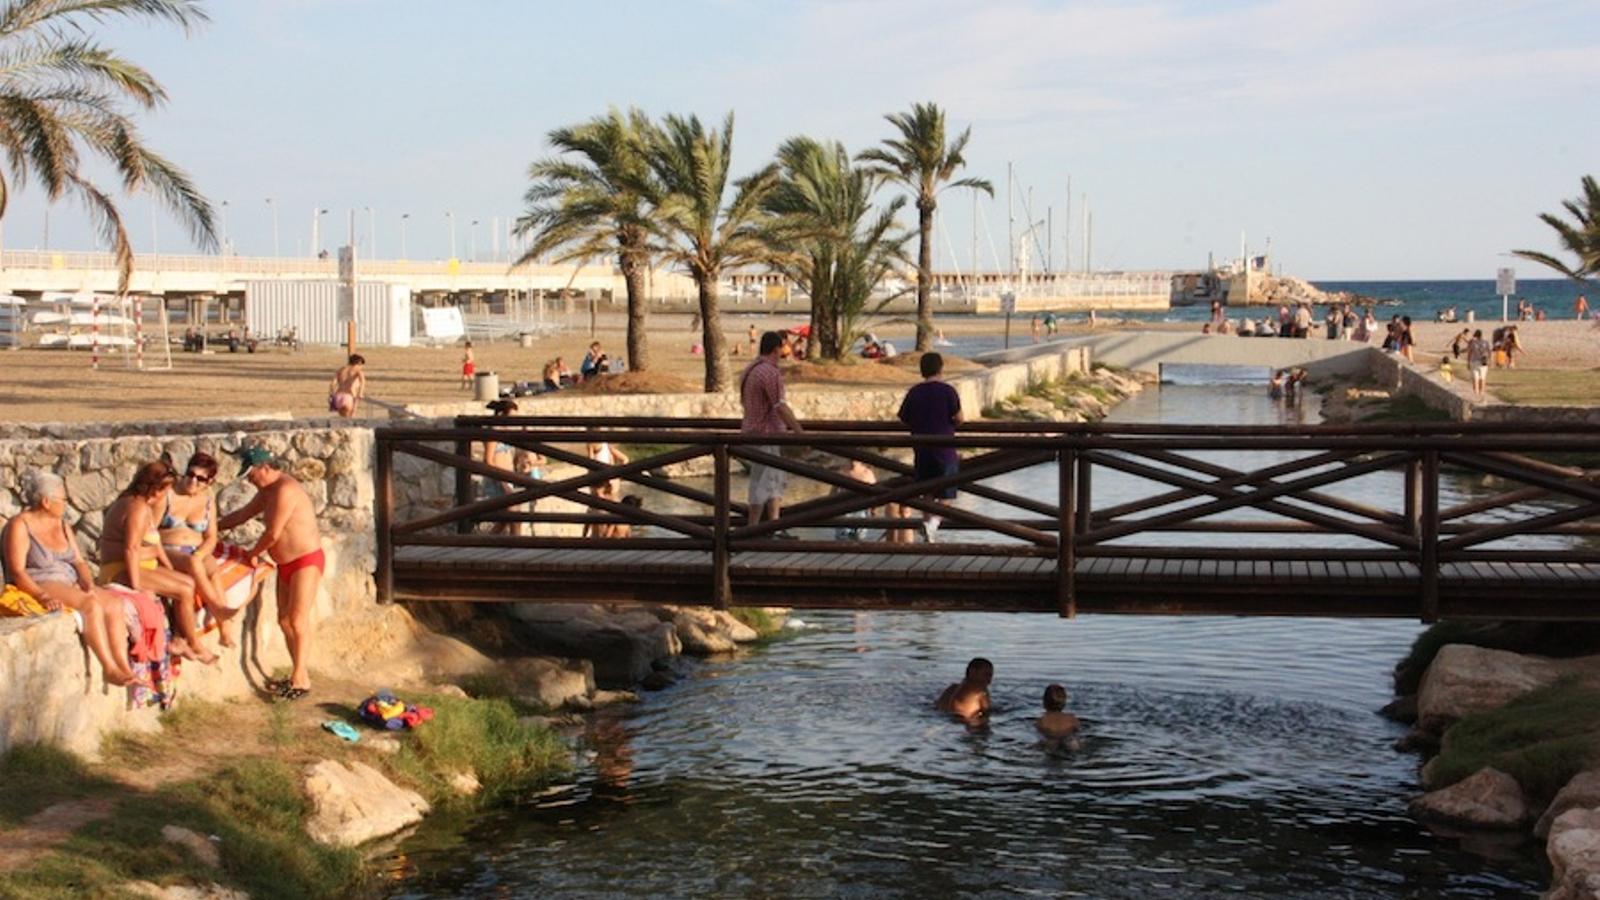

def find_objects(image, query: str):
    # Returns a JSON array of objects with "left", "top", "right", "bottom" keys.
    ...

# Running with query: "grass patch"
[
  {"left": 1395, "top": 621, "right": 1600, "bottom": 695},
  {"left": 1427, "top": 678, "right": 1600, "bottom": 802},
  {"left": 1488, "top": 367, "right": 1600, "bottom": 407},
  {"left": 1359, "top": 393, "right": 1452, "bottom": 424},
  {"left": 383, "top": 693, "right": 568, "bottom": 807},
  {"left": 0, "top": 744, "right": 108, "bottom": 827},
  {"left": 729, "top": 607, "right": 786, "bottom": 640}
]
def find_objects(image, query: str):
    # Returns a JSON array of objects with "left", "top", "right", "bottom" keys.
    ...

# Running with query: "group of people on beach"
[{"left": 1, "top": 446, "right": 325, "bottom": 701}]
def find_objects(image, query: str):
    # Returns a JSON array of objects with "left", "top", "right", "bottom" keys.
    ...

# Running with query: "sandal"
[
  {"left": 278, "top": 686, "right": 311, "bottom": 702},
  {"left": 264, "top": 677, "right": 291, "bottom": 695}
]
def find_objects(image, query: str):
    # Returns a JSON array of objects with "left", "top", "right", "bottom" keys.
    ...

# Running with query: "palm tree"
[
  {"left": 515, "top": 108, "right": 658, "bottom": 372},
  {"left": 644, "top": 112, "right": 775, "bottom": 392},
  {"left": 859, "top": 102, "right": 992, "bottom": 351},
  {"left": 765, "top": 137, "right": 909, "bottom": 360},
  {"left": 1512, "top": 175, "right": 1600, "bottom": 286},
  {"left": 0, "top": 0, "right": 216, "bottom": 291}
]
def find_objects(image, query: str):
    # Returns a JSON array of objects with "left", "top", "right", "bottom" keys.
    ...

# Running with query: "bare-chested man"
[
  {"left": 328, "top": 354, "right": 366, "bottom": 418},
  {"left": 219, "top": 446, "right": 323, "bottom": 700},
  {"left": 935, "top": 657, "right": 993, "bottom": 724}
]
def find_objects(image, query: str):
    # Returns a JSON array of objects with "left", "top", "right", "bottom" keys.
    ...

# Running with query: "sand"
[{"left": 2, "top": 312, "right": 1594, "bottom": 425}]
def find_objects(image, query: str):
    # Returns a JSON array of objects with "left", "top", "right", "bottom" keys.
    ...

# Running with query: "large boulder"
[
  {"left": 1409, "top": 766, "right": 1532, "bottom": 829},
  {"left": 663, "top": 607, "right": 759, "bottom": 656},
  {"left": 508, "top": 603, "right": 681, "bottom": 687},
  {"left": 303, "top": 760, "right": 430, "bottom": 847},
  {"left": 1547, "top": 808, "right": 1600, "bottom": 900},
  {"left": 1539, "top": 772, "right": 1600, "bottom": 839},
  {"left": 1416, "top": 644, "right": 1562, "bottom": 734},
  {"left": 504, "top": 656, "right": 595, "bottom": 709}
]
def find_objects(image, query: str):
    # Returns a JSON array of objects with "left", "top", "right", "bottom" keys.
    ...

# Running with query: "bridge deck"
[{"left": 392, "top": 546, "right": 1600, "bottom": 619}]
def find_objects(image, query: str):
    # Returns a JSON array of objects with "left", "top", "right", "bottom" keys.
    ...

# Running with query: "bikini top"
[{"left": 159, "top": 494, "right": 210, "bottom": 533}]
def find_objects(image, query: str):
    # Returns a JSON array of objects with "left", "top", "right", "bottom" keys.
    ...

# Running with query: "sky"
[{"left": 4, "top": 0, "right": 1597, "bottom": 279}]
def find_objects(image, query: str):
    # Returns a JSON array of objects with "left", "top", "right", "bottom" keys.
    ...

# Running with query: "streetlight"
[
  {"left": 311, "top": 207, "right": 328, "bottom": 257},
  {"left": 364, "top": 206, "right": 377, "bottom": 258},
  {"left": 470, "top": 219, "right": 479, "bottom": 262},
  {"left": 445, "top": 210, "right": 456, "bottom": 260},
  {"left": 220, "top": 200, "right": 230, "bottom": 255},
  {"left": 265, "top": 197, "right": 279, "bottom": 256},
  {"left": 400, "top": 213, "right": 410, "bottom": 259}
]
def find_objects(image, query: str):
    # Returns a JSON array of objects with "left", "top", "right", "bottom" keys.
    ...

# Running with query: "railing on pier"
[{"left": 374, "top": 418, "right": 1600, "bottom": 619}]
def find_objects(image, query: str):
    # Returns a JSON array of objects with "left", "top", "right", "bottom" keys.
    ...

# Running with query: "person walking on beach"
[
  {"left": 219, "top": 446, "right": 324, "bottom": 701},
  {"left": 898, "top": 352, "right": 963, "bottom": 543},
  {"left": 1398, "top": 316, "right": 1416, "bottom": 363},
  {"left": 741, "top": 331, "right": 803, "bottom": 527},
  {"left": 1576, "top": 294, "right": 1589, "bottom": 320},
  {"left": 460, "top": 341, "right": 475, "bottom": 390},
  {"left": 328, "top": 354, "right": 366, "bottom": 418},
  {"left": 1466, "top": 329, "right": 1491, "bottom": 400}
]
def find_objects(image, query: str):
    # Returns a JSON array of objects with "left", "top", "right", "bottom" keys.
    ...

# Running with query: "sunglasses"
[{"left": 186, "top": 471, "right": 215, "bottom": 484}]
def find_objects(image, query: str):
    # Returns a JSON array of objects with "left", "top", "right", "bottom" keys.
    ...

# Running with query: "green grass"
[
  {"left": 1359, "top": 393, "right": 1452, "bottom": 423},
  {"left": 1487, "top": 367, "right": 1600, "bottom": 407},
  {"left": 383, "top": 693, "right": 569, "bottom": 808},
  {"left": 0, "top": 744, "right": 107, "bottom": 827},
  {"left": 1394, "top": 621, "right": 1600, "bottom": 695},
  {"left": 1427, "top": 678, "right": 1600, "bottom": 802},
  {"left": 729, "top": 607, "right": 786, "bottom": 640}
]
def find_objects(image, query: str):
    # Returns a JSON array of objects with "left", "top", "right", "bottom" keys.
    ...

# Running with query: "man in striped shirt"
[{"left": 741, "top": 331, "right": 803, "bottom": 525}]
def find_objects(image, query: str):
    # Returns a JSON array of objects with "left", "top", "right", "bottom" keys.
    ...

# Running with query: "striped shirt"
[{"left": 740, "top": 357, "right": 787, "bottom": 434}]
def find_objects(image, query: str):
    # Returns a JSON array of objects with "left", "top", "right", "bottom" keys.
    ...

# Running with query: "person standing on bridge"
[
  {"left": 899, "top": 352, "right": 963, "bottom": 543},
  {"left": 741, "top": 331, "right": 803, "bottom": 528}
]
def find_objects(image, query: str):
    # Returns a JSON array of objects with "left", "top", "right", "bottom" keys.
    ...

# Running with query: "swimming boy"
[
  {"left": 1036, "top": 684, "right": 1081, "bottom": 741},
  {"left": 936, "top": 657, "right": 993, "bottom": 723}
]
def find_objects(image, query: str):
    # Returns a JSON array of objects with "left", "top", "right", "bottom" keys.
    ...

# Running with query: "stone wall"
[
  {"left": 0, "top": 420, "right": 380, "bottom": 756},
  {"left": 1369, "top": 350, "right": 1600, "bottom": 425}
]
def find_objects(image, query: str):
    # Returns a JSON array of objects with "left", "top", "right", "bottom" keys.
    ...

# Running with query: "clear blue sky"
[{"left": 5, "top": 0, "right": 1596, "bottom": 279}]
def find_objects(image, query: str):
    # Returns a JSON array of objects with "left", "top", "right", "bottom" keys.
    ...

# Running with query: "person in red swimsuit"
[{"left": 218, "top": 445, "right": 324, "bottom": 700}]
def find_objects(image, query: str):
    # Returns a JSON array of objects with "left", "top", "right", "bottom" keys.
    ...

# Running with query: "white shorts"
[
  {"left": 1470, "top": 365, "right": 1488, "bottom": 380},
  {"left": 747, "top": 444, "right": 788, "bottom": 507}
]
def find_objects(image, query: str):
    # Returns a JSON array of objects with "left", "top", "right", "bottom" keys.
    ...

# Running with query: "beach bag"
[
  {"left": 0, "top": 584, "right": 48, "bottom": 617},
  {"left": 357, "top": 690, "right": 435, "bottom": 731}
]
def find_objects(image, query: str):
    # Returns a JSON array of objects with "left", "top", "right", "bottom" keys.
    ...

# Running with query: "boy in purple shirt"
[{"left": 898, "top": 352, "right": 962, "bottom": 541}]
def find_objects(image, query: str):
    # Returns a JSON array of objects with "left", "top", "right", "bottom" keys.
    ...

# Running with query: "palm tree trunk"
[
  {"left": 916, "top": 201, "right": 935, "bottom": 351},
  {"left": 698, "top": 274, "right": 731, "bottom": 392},
  {"left": 620, "top": 251, "right": 649, "bottom": 372}
]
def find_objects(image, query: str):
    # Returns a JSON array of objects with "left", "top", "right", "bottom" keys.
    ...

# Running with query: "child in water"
[{"left": 1037, "top": 683, "right": 1081, "bottom": 747}]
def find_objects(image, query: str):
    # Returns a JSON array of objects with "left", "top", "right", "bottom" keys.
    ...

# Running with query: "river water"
[{"left": 387, "top": 384, "right": 1545, "bottom": 898}]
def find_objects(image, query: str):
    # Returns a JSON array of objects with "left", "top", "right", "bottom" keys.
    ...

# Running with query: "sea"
[{"left": 1156, "top": 278, "right": 1588, "bottom": 324}]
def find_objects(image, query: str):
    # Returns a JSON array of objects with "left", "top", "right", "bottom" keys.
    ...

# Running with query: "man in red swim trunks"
[{"left": 219, "top": 445, "right": 323, "bottom": 700}]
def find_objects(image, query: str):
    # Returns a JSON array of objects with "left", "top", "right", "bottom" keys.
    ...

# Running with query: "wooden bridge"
[{"left": 375, "top": 417, "right": 1600, "bottom": 620}]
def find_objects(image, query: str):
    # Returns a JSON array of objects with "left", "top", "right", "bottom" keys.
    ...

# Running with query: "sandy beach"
[{"left": 2, "top": 312, "right": 1595, "bottom": 425}]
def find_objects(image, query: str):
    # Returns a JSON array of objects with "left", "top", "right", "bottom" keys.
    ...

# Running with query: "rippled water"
[{"left": 388, "top": 385, "right": 1547, "bottom": 898}]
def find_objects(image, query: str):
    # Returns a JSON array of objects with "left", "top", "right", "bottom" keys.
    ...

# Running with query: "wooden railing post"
[
  {"left": 712, "top": 443, "right": 731, "bottom": 610},
  {"left": 1075, "top": 451, "right": 1093, "bottom": 533},
  {"left": 453, "top": 435, "right": 474, "bottom": 535},
  {"left": 1420, "top": 449, "right": 1440, "bottom": 622},
  {"left": 1403, "top": 454, "right": 1422, "bottom": 539},
  {"left": 1058, "top": 445, "right": 1077, "bottom": 618},
  {"left": 375, "top": 436, "right": 395, "bottom": 604}
]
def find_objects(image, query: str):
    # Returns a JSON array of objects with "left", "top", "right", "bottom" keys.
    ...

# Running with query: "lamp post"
[
  {"left": 311, "top": 207, "right": 328, "bottom": 257},
  {"left": 470, "top": 219, "right": 479, "bottom": 262},
  {"left": 265, "top": 197, "right": 279, "bottom": 256},
  {"left": 445, "top": 210, "right": 456, "bottom": 260},
  {"left": 400, "top": 213, "right": 410, "bottom": 259},
  {"left": 220, "top": 200, "right": 230, "bottom": 255}
]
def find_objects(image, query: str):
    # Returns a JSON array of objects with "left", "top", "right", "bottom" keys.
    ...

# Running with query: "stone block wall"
[{"left": 1369, "top": 350, "right": 1600, "bottom": 425}]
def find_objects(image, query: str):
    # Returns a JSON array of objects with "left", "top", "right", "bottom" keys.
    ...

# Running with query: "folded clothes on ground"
[{"left": 357, "top": 690, "right": 435, "bottom": 731}]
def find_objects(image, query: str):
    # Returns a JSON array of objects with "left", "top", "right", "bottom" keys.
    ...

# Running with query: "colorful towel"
[
  {"left": 0, "top": 584, "right": 48, "bottom": 617},
  {"left": 212, "top": 542, "right": 274, "bottom": 611},
  {"left": 108, "top": 585, "right": 178, "bottom": 711},
  {"left": 357, "top": 691, "right": 435, "bottom": 731}
]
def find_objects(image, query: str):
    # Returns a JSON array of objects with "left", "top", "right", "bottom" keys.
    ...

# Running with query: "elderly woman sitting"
[
  {"left": 1, "top": 471, "right": 139, "bottom": 685},
  {"left": 99, "top": 460, "right": 212, "bottom": 664}
]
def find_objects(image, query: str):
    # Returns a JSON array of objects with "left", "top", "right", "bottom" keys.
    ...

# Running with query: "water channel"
[{"left": 387, "top": 383, "right": 1546, "bottom": 898}]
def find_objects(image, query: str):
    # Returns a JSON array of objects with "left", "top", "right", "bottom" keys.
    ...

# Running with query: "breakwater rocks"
[
  {"left": 985, "top": 367, "right": 1152, "bottom": 423},
  {"left": 1389, "top": 636, "right": 1600, "bottom": 898}
]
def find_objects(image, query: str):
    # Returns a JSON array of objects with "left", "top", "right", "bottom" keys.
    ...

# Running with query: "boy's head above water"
[
  {"left": 1043, "top": 684, "right": 1068, "bottom": 711},
  {"left": 966, "top": 657, "right": 994, "bottom": 685}
]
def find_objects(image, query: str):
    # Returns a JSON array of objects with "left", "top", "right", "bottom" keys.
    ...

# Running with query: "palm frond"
[{"left": 0, "top": 0, "right": 207, "bottom": 38}]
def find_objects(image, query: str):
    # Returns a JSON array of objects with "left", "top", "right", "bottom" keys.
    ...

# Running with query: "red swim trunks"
[
  {"left": 277, "top": 548, "right": 325, "bottom": 579},
  {"left": 462, "top": 361, "right": 476, "bottom": 377}
]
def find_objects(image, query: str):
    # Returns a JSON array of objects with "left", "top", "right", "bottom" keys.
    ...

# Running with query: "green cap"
[{"left": 231, "top": 445, "right": 277, "bottom": 472}]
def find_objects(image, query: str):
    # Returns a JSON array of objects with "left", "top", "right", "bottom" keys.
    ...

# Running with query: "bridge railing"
[{"left": 374, "top": 417, "right": 1600, "bottom": 618}]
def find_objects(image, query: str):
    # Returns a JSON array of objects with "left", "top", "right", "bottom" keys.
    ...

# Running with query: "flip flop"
[
  {"left": 279, "top": 686, "right": 311, "bottom": 702},
  {"left": 264, "top": 677, "right": 291, "bottom": 694},
  {"left": 321, "top": 720, "right": 360, "bottom": 743}
]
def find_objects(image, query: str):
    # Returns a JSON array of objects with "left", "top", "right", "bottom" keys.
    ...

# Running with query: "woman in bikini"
[
  {"left": 158, "top": 452, "right": 238, "bottom": 647},
  {"left": 2, "top": 471, "right": 139, "bottom": 685},
  {"left": 99, "top": 461, "right": 212, "bottom": 664}
]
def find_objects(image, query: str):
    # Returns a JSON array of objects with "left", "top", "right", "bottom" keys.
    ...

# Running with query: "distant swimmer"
[
  {"left": 936, "top": 657, "right": 993, "bottom": 723},
  {"left": 1036, "top": 684, "right": 1081, "bottom": 744}
]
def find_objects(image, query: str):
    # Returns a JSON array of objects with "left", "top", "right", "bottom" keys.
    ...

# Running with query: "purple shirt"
[
  {"left": 899, "top": 380, "right": 961, "bottom": 466},
  {"left": 740, "top": 357, "right": 787, "bottom": 434}
]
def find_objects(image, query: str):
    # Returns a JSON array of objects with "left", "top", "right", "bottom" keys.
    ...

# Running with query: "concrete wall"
[{"left": 1368, "top": 350, "right": 1600, "bottom": 425}]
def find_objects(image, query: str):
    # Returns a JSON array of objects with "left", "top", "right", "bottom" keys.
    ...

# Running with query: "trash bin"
[
  {"left": 473, "top": 371, "right": 500, "bottom": 401},
  {"left": 519, "top": 333, "right": 534, "bottom": 348}
]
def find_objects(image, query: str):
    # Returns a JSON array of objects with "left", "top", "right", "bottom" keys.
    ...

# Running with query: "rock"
[
  {"left": 591, "top": 689, "right": 639, "bottom": 707},
  {"left": 673, "top": 611, "right": 737, "bottom": 655},
  {"left": 430, "top": 683, "right": 470, "bottom": 700},
  {"left": 126, "top": 882, "right": 248, "bottom": 900},
  {"left": 303, "top": 760, "right": 430, "bottom": 847},
  {"left": 446, "top": 770, "right": 481, "bottom": 797},
  {"left": 1548, "top": 808, "right": 1600, "bottom": 900},
  {"left": 640, "top": 669, "right": 676, "bottom": 691},
  {"left": 1539, "top": 772, "right": 1600, "bottom": 838},
  {"left": 1416, "top": 644, "right": 1562, "bottom": 734},
  {"left": 508, "top": 603, "right": 681, "bottom": 686},
  {"left": 161, "top": 825, "right": 221, "bottom": 869},
  {"left": 1409, "top": 767, "right": 1532, "bottom": 830},
  {"left": 365, "top": 735, "right": 402, "bottom": 755},
  {"left": 63, "top": 469, "right": 118, "bottom": 512},
  {"left": 504, "top": 656, "right": 595, "bottom": 709},
  {"left": 1391, "top": 727, "right": 1436, "bottom": 754},
  {"left": 1379, "top": 694, "right": 1418, "bottom": 724}
]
